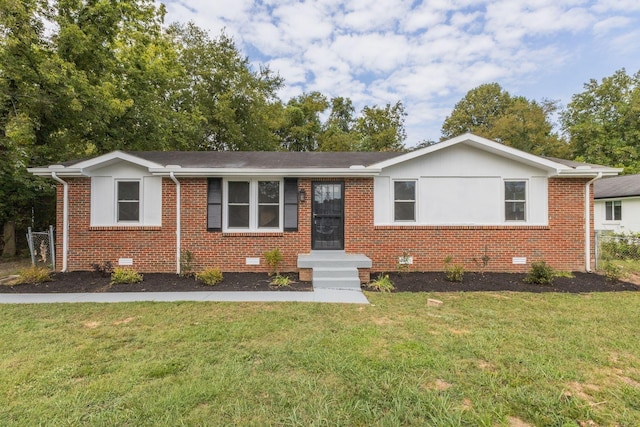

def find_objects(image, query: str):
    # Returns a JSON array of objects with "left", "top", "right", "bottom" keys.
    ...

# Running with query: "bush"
[
  {"left": 603, "top": 262, "right": 626, "bottom": 282},
  {"left": 197, "top": 268, "right": 223, "bottom": 286},
  {"left": 524, "top": 261, "right": 555, "bottom": 285},
  {"left": 15, "top": 266, "right": 52, "bottom": 285},
  {"left": 110, "top": 267, "right": 143, "bottom": 284},
  {"left": 264, "top": 248, "right": 283, "bottom": 276},
  {"left": 91, "top": 261, "right": 114, "bottom": 277},
  {"left": 443, "top": 256, "right": 464, "bottom": 282},
  {"left": 368, "top": 274, "right": 395, "bottom": 292},
  {"left": 270, "top": 274, "right": 291, "bottom": 287},
  {"left": 179, "top": 250, "right": 194, "bottom": 277}
]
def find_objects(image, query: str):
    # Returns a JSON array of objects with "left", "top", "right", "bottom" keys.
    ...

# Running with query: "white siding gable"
[
  {"left": 374, "top": 144, "right": 549, "bottom": 226},
  {"left": 89, "top": 161, "right": 162, "bottom": 226}
]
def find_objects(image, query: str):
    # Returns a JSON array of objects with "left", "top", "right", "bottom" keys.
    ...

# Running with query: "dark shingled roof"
[
  {"left": 118, "top": 151, "right": 402, "bottom": 168},
  {"left": 594, "top": 174, "right": 640, "bottom": 199}
]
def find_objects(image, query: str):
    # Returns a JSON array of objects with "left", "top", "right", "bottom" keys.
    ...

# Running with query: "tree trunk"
[{"left": 2, "top": 221, "right": 16, "bottom": 257}]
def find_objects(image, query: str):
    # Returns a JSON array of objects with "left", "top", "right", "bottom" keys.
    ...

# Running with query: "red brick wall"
[{"left": 57, "top": 176, "right": 593, "bottom": 273}]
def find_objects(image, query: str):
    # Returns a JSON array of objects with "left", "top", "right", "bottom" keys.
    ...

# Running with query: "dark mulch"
[
  {"left": 367, "top": 272, "right": 640, "bottom": 293},
  {"left": 0, "top": 272, "right": 312, "bottom": 293},
  {"left": 1, "top": 270, "right": 639, "bottom": 294}
]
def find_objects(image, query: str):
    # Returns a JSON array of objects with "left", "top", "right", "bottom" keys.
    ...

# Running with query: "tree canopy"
[
  {"left": 441, "top": 83, "right": 570, "bottom": 158},
  {"left": 561, "top": 68, "right": 640, "bottom": 173}
]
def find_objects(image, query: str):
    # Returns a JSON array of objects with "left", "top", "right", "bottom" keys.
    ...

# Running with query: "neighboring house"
[
  {"left": 594, "top": 174, "right": 640, "bottom": 234},
  {"left": 29, "top": 133, "right": 620, "bottom": 286}
]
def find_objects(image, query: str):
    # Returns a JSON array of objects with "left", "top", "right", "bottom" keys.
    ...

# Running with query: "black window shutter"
[
  {"left": 283, "top": 178, "right": 298, "bottom": 231},
  {"left": 207, "top": 178, "right": 222, "bottom": 231}
]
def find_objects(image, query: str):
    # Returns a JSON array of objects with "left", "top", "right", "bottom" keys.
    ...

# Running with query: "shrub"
[
  {"left": 264, "top": 248, "right": 283, "bottom": 276},
  {"left": 444, "top": 256, "right": 464, "bottom": 282},
  {"left": 603, "top": 262, "right": 626, "bottom": 282},
  {"left": 368, "top": 274, "right": 395, "bottom": 292},
  {"left": 197, "top": 268, "right": 223, "bottom": 286},
  {"left": 15, "top": 266, "right": 52, "bottom": 285},
  {"left": 270, "top": 274, "right": 291, "bottom": 287},
  {"left": 91, "top": 261, "right": 114, "bottom": 277},
  {"left": 110, "top": 267, "right": 143, "bottom": 285},
  {"left": 179, "top": 250, "right": 194, "bottom": 277},
  {"left": 524, "top": 261, "right": 555, "bottom": 285}
]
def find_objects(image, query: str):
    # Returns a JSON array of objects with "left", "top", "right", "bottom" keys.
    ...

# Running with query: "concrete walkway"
[{"left": 0, "top": 288, "right": 369, "bottom": 304}]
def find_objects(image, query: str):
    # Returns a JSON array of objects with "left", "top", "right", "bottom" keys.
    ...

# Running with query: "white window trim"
[
  {"left": 223, "top": 178, "right": 284, "bottom": 232},
  {"left": 115, "top": 179, "right": 142, "bottom": 224},
  {"left": 604, "top": 200, "right": 622, "bottom": 222},
  {"left": 392, "top": 179, "right": 417, "bottom": 223},
  {"left": 504, "top": 179, "right": 527, "bottom": 222}
]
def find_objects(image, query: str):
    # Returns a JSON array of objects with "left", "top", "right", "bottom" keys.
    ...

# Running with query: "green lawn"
[{"left": 1, "top": 292, "right": 639, "bottom": 426}]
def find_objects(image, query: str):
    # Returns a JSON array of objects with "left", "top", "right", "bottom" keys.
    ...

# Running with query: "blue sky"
[{"left": 164, "top": 0, "right": 640, "bottom": 147}]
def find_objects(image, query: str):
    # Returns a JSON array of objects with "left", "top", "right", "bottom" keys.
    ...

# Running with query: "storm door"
[{"left": 312, "top": 182, "right": 344, "bottom": 250}]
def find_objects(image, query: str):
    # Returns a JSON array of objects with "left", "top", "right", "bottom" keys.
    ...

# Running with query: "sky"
[{"left": 163, "top": 0, "right": 640, "bottom": 147}]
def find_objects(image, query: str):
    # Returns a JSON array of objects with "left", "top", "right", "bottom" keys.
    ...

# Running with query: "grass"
[
  {"left": 1, "top": 292, "right": 639, "bottom": 426},
  {"left": 0, "top": 258, "right": 32, "bottom": 278}
]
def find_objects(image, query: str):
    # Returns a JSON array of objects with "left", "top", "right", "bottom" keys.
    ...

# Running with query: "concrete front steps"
[{"left": 297, "top": 251, "right": 371, "bottom": 290}]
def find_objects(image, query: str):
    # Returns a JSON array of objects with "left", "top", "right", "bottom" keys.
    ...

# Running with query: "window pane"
[
  {"left": 259, "top": 205, "right": 279, "bottom": 228},
  {"left": 605, "top": 201, "right": 612, "bottom": 221},
  {"left": 258, "top": 181, "right": 279, "bottom": 203},
  {"left": 118, "top": 181, "right": 139, "bottom": 201},
  {"left": 614, "top": 201, "right": 622, "bottom": 221},
  {"left": 505, "top": 201, "right": 525, "bottom": 221},
  {"left": 505, "top": 181, "right": 525, "bottom": 200},
  {"left": 394, "top": 202, "right": 415, "bottom": 221},
  {"left": 118, "top": 202, "right": 139, "bottom": 221},
  {"left": 228, "top": 182, "right": 249, "bottom": 203},
  {"left": 228, "top": 205, "right": 249, "bottom": 227},
  {"left": 394, "top": 181, "right": 415, "bottom": 201}
]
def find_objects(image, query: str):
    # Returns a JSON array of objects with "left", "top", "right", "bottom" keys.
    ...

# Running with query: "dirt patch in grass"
[{"left": 1, "top": 269, "right": 639, "bottom": 293}]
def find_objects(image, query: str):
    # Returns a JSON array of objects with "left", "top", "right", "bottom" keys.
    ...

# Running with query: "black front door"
[{"left": 312, "top": 182, "right": 344, "bottom": 250}]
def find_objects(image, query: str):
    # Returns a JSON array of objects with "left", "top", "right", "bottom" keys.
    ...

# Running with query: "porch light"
[{"left": 299, "top": 188, "right": 306, "bottom": 202}]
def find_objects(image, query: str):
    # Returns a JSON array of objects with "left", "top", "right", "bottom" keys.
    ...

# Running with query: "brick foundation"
[{"left": 57, "top": 177, "right": 593, "bottom": 273}]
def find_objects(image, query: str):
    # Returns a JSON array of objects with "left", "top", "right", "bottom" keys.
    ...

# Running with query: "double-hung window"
[
  {"left": 116, "top": 181, "right": 140, "bottom": 222},
  {"left": 605, "top": 200, "right": 622, "bottom": 221},
  {"left": 394, "top": 180, "right": 416, "bottom": 221},
  {"left": 504, "top": 180, "right": 526, "bottom": 221}
]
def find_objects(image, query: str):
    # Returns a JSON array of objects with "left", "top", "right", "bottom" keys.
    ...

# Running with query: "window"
[
  {"left": 394, "top": 181, "right": 416, "bottom": 221},
  {"left": 117, "top": 181, "right": 140, "bottom": 222},
  {"left": 505, "top": 181, "right": 526, "bottom": 221},
  {"left": 207, "top": 178, "right": 298, "bottom": 232},
  {"left": 605, "top": 200, "right": 622, "bottom": 221}
]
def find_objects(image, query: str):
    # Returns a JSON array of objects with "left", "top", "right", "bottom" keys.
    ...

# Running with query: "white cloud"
[{"left": 162, "top": 0, "right": 640, "bottom": 145}]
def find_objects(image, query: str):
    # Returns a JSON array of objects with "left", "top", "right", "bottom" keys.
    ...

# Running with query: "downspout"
[
  {"left": 585, "top": 172, "right": 602, "bottom": 273},
  {"left": 51, "top": 172, "right": 68, "bottom": 272},
  {"left": 170, "top": 172, "right": 181, "bottom": 275}
]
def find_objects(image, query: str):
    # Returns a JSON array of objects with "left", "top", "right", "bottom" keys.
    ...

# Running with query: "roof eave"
[{"left": 149, "top": 167, "right": 383, "bottom": 177}]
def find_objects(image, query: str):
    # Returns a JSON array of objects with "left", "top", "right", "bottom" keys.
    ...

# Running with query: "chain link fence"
[
  {"left": 595, "top": 231, "right": 640, "bottom": 270},
  {"left": 26, "top": 226, "right": 55, "bottom": 269}
]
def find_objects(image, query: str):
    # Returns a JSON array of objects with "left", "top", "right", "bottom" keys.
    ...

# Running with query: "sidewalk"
[{"left": 0, "top": 288, "right": 370, "bottom": 304}]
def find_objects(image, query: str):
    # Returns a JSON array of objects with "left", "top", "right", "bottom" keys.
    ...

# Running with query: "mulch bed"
[{"left": 1, "top": 270, "right": 639, "bottom": 294}]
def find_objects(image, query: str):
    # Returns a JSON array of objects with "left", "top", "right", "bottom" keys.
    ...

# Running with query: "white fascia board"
[
  {"left": 71, "top": 151, "right": 162, "bottom": 170},
  {"left": 28, "top": 166, "right": 84, "bottom": 177},
  {"left": 368, "top": 133, "right": 572, "bottom": 173},
  {"left": 554, "top": 168, "right": 622, "bottom": 178},
  {"left": 149, "top": 167, "right": 383, "bottom": 177}
]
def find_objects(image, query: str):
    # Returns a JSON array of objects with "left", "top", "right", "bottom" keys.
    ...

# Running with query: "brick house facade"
[{"left": 34, "top": 134, "right": 619, "bottom": 276}]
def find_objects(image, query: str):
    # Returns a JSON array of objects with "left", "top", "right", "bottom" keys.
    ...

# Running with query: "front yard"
[{"left": 1, "top": 291, "right": 639, "bottom": 426}]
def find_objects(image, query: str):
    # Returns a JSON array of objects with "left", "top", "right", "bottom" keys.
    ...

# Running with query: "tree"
[
  {"left": 276, "top": 92, "right": 328, "bottom": 151},
  {"left": 441, "top": 83, "right": 569, "bottom": 157},
  {"left": 561, "top": 69, "right": 640, "bottom": 173},
  {"left": 318, "top": 97, "right": 358, "bottom": 151},
  {"left": 169, "top": 23, "right": 283, "bottom": 151},
  {"left": 355, "top": 101, "right": 407, "bottom": 151}
]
